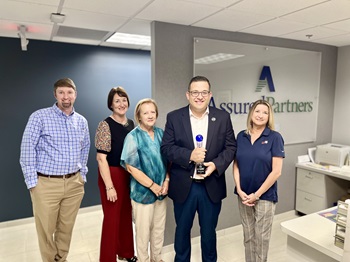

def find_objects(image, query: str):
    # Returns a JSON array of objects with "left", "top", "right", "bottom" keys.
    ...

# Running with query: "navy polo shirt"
[{"left": 234, "top": 127, "right": 285, "bottom": 203}]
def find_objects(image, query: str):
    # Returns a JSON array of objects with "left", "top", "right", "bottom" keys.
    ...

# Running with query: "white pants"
[{"left": 131, "top": 199, "right": 167, "bottom": 262}]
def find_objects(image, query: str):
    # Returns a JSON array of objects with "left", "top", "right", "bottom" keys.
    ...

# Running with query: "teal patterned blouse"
[{"left": 120, "top": 126, "right": 167, "bottom": 204}]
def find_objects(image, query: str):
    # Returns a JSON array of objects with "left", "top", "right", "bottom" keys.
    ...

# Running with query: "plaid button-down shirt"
[{"left": 20, "top": 103, "right": 90, "bottom": 189}]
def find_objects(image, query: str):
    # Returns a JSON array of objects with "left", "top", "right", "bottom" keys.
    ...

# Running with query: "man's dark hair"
[{"left": 188, "top": 76, "right": 211, "bottom": 91}]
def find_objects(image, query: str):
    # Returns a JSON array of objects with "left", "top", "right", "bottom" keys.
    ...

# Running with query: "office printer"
[{"left": 315, "top": 143, "right": 350, "bottom": 167}]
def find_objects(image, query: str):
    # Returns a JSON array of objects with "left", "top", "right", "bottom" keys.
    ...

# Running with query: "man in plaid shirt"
[{"left": 20, "top": 78, "right": 90, "bottom": 262}]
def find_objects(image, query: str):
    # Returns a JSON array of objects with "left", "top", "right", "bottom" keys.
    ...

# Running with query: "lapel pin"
[{"left": 211, "top": 117, "right": 216, "bottom": 122}]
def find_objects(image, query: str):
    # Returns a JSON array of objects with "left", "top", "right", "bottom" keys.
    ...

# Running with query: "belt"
[{"left": 37, "top": 172, "right": 78, "bottom": 179}]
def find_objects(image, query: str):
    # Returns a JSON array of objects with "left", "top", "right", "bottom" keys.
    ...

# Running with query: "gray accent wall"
[
  {"left": 0, "top": 37, "right": 151, "bottom": 222},
  {"left": 332, "top": 45, "right": 350, "bottom": 145},
  {"left": 151, "top": 21, "right": 338, "bottom": 246}
]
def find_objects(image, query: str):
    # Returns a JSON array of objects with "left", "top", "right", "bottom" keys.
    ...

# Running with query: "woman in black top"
[{"left": 95, "top": 87, "right": 137, "bottom": 262}]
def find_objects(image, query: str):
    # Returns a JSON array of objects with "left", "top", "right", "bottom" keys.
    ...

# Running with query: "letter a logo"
[{"left": 256, "top": 66, "right": 275, "bottom": 92}]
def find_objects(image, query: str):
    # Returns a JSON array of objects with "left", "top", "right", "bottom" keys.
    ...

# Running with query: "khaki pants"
[
  {"left": 132, "top": 199, "right": 167, "bottom": 262},
  {"left": 30, "top": 173, "right": 84, "bottom": 262}
]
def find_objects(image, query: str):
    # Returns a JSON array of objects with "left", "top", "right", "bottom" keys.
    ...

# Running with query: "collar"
[
  {"left": 137, "top": 125, "right": 154, "bottom": 133},
  {"left": 53, "top": 103, "right": 75, "bottom": 117},
  {"left": 261, "top": 127, "right": 271, "bottom": 136},
  {"left": 189, "top": 106, "right": 209, "bottom": 120},
  {"left": 244, "top": 127, "right": 271, "bottom": 137}
]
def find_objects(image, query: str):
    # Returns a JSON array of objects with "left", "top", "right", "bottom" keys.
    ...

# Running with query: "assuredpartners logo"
[
  {"left": 209, "top": 65, "right": 313, "bottom": 114},
  {"left": 256, "top": 66, "right": 275, "bottom": 92}
]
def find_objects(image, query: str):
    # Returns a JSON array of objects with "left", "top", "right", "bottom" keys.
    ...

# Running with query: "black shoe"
[{"left": 126, "top": 256, "right": 138, "bottom": 262}]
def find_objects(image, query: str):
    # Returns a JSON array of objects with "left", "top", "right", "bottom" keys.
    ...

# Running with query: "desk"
[
  {"left": 295, "top": 163, "right": 350, "bottom": 214},
  {"left": 281, "top": 207, "right": 342, "bottom": 262},
  {"left": 296, "top": 162, "right": 350, "bottom": 182}
]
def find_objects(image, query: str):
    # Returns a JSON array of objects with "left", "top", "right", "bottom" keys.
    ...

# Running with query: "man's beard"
[{"left": 62, "top": 102, "right": 71, "bottom": 108}]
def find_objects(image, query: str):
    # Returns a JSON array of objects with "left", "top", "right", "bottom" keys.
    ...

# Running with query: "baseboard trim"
[{"left": 0, "top": 205, "right": 102, "bottom": 229}]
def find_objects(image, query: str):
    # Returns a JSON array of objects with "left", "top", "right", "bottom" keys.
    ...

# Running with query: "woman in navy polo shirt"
[{"left": 233, "top": 99, "right": 285, "bottom": 262}]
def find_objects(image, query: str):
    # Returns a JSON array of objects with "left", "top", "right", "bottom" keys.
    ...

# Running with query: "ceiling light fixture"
[
  {"left": 106, "top": 32, "right": 151, "bottom": 46},
  {"left": 18, "top": 25, "right": 29, "bottom": 51},
  {"left": 194, "top": 53, "right": 245, "bottom": 64},
  {"left": 50, "top": 13, "right": 66, "bottom": 24}
]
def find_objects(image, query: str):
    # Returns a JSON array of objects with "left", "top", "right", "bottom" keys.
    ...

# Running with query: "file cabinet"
[{"left": 295, "top": 165, "right": 349, "bottom": 215}]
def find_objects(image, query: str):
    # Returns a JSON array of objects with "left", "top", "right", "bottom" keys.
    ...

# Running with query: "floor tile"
[{"left": 0, "top": 205, "right": 299, "bottom": 262}]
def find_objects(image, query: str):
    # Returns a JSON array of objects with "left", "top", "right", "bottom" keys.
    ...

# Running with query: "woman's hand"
[
  {"left": 242, "top": 193, "right": 258, "bottom": 206},
  {"left": 161, "top": 180, "right": 169, "bottom": 195},
  {"left": 106, "top": 187, "right": 117, "bottom": 202},
  {"left": 237, "top": 189, "right": 248, "bottom": 201},
  {"left": 150, "top": 183, "right": 163, "bottom": 197},
  {"left": 238, "top": 190, "right": 255, "bottom": 206}
]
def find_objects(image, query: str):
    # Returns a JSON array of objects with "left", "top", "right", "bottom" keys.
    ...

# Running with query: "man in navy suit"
[{"left": 161, "top": 76, "right": 236, "bottom": 262}]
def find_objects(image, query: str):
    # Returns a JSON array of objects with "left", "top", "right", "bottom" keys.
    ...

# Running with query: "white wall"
[{"left": 332, "top": 45, "right": 350, "bottom": 145}]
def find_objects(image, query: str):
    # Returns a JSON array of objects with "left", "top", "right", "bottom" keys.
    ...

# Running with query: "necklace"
[{"left": 110, "top": 115, "right": 129, "bottom": 127}]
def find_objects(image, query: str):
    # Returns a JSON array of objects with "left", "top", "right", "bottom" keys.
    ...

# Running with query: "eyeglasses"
[{"left": 189, "top": 90, "right": 211, "bottom": 97}]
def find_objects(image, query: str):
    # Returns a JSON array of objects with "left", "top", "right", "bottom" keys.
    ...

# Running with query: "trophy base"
[{"left": 196, "top": 164, "right": 206, "bottom": 175}]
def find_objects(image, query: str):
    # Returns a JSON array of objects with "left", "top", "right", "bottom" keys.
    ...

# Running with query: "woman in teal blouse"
[{"left": 121, "top": 98, "right": 169, "bottom": 262}]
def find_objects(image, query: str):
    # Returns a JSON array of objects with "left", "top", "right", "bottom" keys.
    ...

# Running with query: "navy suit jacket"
[{"left": 161, "top": 105, "right": 236, "bottom": 204}]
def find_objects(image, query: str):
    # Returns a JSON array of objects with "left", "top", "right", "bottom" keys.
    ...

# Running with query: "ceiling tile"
[
  {"left": 312, "top": 33, "right": 350, "bottom": 47},
  {"left": 61, "top": 8, "right": 129, "bottom": 31},
  {"left": 280, "top": 26, "right": 347, "bottom": 42},
  {"left": 7, "top": 0, "right": 60, "bottom": 5},
  {"left": 118, "top": 19, "right": 151, "bottom": 36},
  {"left": 228, "top": 0, "right": 330, "bottom": 17},
  {"left": 0, "top": 20, "right": 52, "bottom": 40},
  {"left": 323, "top": 18, "right": 350, "bottom": 33},
  {"left": 282, "top": 0, "right": 350, "bottom": 25},
  {"left": 64, "top": 0, "right": 153, "bottom": 17},
  {"left": 1, "top": 1, "right": 56, "bottom": 23},
  {"left": 194, "top": 8, "right": 274, "bottom": 32},
  {"left": 241, "top": 18, "right": 314, "bottom": 37},
  {"left": 180, "top": 0, "right": 240, "bottom": 8},
  {"left": 136, "top": 0, "right": 222, "bottom": 25}
]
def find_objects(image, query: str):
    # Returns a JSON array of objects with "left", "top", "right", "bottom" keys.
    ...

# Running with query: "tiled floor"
[{"left": 0, "top": 205, "right": 298, "bottom": 262}]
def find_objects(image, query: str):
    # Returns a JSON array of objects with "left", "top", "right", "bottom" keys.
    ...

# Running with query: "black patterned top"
[{"left": 95, "top": 117, "right": 134, "bottom": 166}]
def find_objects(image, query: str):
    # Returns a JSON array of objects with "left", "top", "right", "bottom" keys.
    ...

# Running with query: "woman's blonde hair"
[
  {"left": 134, "top": 98, "right": 159, "bottom": 125},
  {"left": 246, "top": 99, "right": 275, "bottom": 133}
]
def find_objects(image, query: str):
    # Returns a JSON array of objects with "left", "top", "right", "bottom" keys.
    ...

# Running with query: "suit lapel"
[
  {"left": 181, "top": 106, "right": 195, "bottom": 149},
  {"left": 206, "top": 108, "right": 216, "bottom": 150}
]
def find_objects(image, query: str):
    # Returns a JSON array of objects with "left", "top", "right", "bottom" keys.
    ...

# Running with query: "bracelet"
[
  {"left": 148, "top": 181, "right": 154, "bottom": 188},
  {"left": 253, "top": 193, "right": 260, "bottom": 201},
  {"left": 106, "top": 186, "right": 114, "bottom": 192}
]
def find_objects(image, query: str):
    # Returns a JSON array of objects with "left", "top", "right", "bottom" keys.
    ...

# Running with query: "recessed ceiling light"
[
  {"left": 194, "top": 53, "right": 244, "bottom": 64},
  {"left": 106, "top": 32, "right": 151, "bottom": 46}
]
